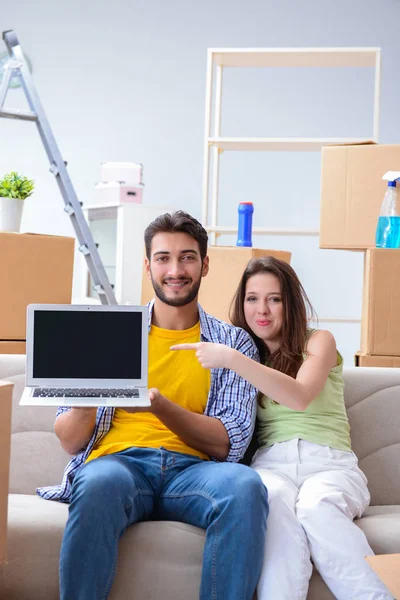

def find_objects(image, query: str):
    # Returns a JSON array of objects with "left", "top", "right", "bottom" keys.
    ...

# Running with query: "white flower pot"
[{"left": 0, "top": 197, "right": 24, "bottom": 232}]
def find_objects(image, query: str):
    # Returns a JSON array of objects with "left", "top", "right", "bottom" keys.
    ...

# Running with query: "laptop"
[{"left": 20, "top": 304, "right": 150, "bottom": 407}]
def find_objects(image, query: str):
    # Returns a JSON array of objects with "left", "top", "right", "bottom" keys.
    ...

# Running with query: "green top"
[{"left": 256, "top": 333, "right": 351, "bottom": 452}]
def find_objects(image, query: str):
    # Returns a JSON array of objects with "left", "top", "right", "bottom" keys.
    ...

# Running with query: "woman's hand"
[{"left": 170, "top": 342, "right": 236, "bottom": 370}]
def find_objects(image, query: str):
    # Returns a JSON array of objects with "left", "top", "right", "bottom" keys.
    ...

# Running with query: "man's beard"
[{"left": 150, "top": 274, "right": 202, "bottom": 307}]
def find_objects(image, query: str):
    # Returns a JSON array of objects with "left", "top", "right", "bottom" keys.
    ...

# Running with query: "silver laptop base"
[{"left": 20, "top": 388, "right": 151, "bottom": 408}]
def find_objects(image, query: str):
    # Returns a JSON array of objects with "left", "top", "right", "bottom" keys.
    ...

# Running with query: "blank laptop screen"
[{"left": 33, "top": 310, "right": 143, "bottom": 380}]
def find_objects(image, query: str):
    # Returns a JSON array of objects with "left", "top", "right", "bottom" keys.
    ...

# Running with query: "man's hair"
[{"left": 144, "top": 210, "right": 208, "bottom": 261}]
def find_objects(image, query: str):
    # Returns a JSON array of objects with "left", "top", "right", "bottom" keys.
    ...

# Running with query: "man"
[{"left": 38, "top": 210, "right": 269, "bottom": 600}]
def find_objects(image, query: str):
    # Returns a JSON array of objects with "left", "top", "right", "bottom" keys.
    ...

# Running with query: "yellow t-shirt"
[{"left": 87, "top": 322, "right": 211, "bottom": 462}]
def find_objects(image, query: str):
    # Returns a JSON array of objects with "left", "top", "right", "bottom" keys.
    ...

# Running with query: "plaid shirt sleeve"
[
  {"left": 200, "top": 311, "right": 259, "bottom": 462},
  {"left": 37, "top": 406, "right": 115, "bottom": 502},
  {"left": 55, "top": 406, "right": 72, "bottom": 419}
]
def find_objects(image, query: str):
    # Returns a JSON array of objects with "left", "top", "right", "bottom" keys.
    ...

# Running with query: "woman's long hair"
[{"left": 229, "top": 257, "right": 317, "bottom": 380}]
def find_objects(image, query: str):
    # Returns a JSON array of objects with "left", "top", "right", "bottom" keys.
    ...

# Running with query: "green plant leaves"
[{"left": 0, "top": 171, "right": 35, "bottom": 200}]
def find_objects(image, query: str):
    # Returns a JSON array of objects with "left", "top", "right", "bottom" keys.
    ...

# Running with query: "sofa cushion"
[
  {"left": 307, "top": 571, "right": 336, "bottom": 600},
  {"left": 12, "top": 378, "right": 58, "bottom": 434},
  {"left": 0, "top": 494, "right": 68, "bottom": 599},
  {"left": 0, "top": 359, "right": 70, "bottom": 494},
  {"left": 344, "top": 367, "right": 400, "bottom": 506},
  {"left": 110, "top": 521, "right": 205, "bottom": 600},
  {"left": 10, "top": 431, "right": 70, "bottom": 494},
  {"left": 356, "top": 505, "right": 400, "bottom": 554},
  {"left": 1, "top": 494, "right": 205, "bottom": 600}
]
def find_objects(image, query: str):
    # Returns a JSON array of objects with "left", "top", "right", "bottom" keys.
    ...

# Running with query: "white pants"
[{"left": 251, "top": 439, "right": 393, "bottom": 600}]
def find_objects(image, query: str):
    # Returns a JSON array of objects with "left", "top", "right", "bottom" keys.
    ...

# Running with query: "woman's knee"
[
  {"left": 296, "top": 487, "right": 352, "bottom": 526},
  {"left": 254, "top": 469, "right": 298, "bottom": 510}
]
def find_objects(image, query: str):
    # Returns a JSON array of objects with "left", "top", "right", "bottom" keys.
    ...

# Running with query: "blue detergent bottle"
[
  {"left": 236, "top": 202, "right": 254, "bottom": 247},
  {"left": 376, "top": 172, "right": 400, "bottom": 248}
]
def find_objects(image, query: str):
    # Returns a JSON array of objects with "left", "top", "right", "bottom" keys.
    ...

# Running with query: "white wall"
[{"left": 1, "top": 0, "right": 400, "bottom": 365}]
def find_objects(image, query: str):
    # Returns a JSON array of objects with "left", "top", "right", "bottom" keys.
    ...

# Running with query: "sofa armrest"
[{"left": 0, "top": 381, "right": 13, "bottom": 564}]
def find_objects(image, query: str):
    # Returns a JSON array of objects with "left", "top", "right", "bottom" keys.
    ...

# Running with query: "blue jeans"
[{"left": 60, "top": 447, "right": 268, "bottom": 600}]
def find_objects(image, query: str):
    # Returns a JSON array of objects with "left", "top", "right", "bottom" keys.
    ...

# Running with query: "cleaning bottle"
[
  {"left": 376, "top": 172, "right": 400, "bottom": 248},
  {"left": 236, "top": 202, "right": 254, "bottom": 247}
]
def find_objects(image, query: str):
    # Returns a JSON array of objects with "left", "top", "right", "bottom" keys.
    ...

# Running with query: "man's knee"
[
  {"left": 72, "top": 456, "right": 132, "bottom": 503},
  {"left": 216, "top": 464, "right": 268, "bottom": 512},
  {"left": 240, "top": 466, "right": 268, "bottom": 503}
]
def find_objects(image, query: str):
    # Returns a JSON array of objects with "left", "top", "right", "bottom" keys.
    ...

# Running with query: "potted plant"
[{"left": 0, "top": 171, "right": 34, "bottom": 232}]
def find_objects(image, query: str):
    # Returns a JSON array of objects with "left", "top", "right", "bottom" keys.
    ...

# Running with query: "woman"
[{"left": 171, "top": 257, "right": 392, "bottom": 600}]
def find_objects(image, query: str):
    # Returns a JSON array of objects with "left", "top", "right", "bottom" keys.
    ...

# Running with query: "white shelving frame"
[
  {"left": 201, "top": 47, "right": 381, "bottom": 324},
  {"left": 202, "top": 47, "right": 381, "bottom": 236}
]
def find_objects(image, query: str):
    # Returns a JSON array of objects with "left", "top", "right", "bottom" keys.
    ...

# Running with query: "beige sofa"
[{"left": 1, "top": 353, "right": 400, "bottom": 600}]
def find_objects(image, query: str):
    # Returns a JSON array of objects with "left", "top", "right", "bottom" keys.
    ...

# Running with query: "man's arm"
[
  {"left": 138, "top": 389, "right": 230, "bottom": 461},
  {"left": 54, "top": 407, "right": 97, "bottom": 455},
  {"left": 171, "top": 329, "right": 259, "bottom": 462},
  {"left": 125, "top": 330, "right": 259, "bottom": 462}
]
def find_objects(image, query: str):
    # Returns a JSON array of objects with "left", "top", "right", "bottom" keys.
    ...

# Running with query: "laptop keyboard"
[{"left": 32, "top": 388, "right": 140, "bottom": 398}]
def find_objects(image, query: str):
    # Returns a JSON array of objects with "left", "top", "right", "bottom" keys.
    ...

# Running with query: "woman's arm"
[
  {"left": 230, "top": 330, "right": 337, "bottom": 410},
  {"left": 171, "top": 330, "right": 338, "bottom": 411}
]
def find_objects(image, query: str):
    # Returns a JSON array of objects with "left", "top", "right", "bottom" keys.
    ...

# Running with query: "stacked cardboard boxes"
[
  {"left": 0, "top": 233, "right": 75, "bottom": 353},
  {"left": 0, "top": 380, "right": 12, "bottom": 563},
  {"left": 141, "top": 246, "right": 291, "bottom": 322},
  {"left": 320, "top": 144, "right": 400, "bottom": 367}
]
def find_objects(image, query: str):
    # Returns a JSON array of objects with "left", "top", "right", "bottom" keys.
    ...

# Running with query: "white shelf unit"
[
  {"left": 207, "top": 137, "right": 376, "bottom": 152},
  {"left": 79, "top": 203, "right": 175, "bottom": 305},
  {"left": 202, "top": 47, "right": 382, "bottom": 325},
  {"left": 202, "top": 46, "right": 381, "bottom": 243}
]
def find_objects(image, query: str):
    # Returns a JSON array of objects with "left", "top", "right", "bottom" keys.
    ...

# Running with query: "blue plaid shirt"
[{"left": 37, "top": 301, "right": 259, "bottom": 503}]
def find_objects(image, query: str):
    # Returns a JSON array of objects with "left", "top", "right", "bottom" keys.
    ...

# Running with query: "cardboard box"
[
  {"left": 0, "top": 341, "right": 26, "bottom": 355},
  {"left": 366, "top": 554, "right": 400, "bottom": 598},
  {"left": 320, "top": 144, "right": 400, "bottom": 250},
  {"left": 141, "top": 246, "right": 291, "bottom": 323},
  {"left": 361, "top": 249, "right": 400, "bottom": 356},
  {"left": 355, "top": 352, "right": 400, "bottom": 367},
  {"left": 0, "top": 381, "right": 13, "bottom": 563},
  {"left": 0, "top": 233, "right": 74, "bottom": 340}
]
